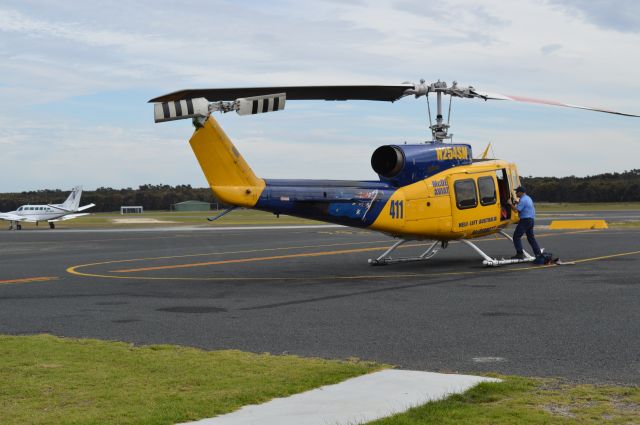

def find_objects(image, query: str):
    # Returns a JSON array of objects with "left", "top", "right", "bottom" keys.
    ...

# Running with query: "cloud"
[
  {"left": 540, "top": 43, "right": 562, "bottom": 55},
  {"left": 0, "top": 0, "right": 639, "bottom": 192},
  {"left": 548, "top": 0, "right": 640, "bottom": 33}
]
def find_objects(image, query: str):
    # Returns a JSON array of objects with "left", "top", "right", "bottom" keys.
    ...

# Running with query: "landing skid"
[
  {"left": 462, "top": 230, "right": 536, "bottom": 267},
  {"left": 368, "top": 230, "right": 537, "bottom": 267},
  {"left": 368, "top": 240, "right": 445, "bottom": 265}
]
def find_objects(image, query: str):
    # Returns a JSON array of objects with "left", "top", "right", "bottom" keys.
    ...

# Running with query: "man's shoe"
[{"left": 511, "top": 253, "right": 525, "bottom": 260}]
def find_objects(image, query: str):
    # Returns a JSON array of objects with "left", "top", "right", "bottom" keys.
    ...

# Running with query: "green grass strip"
[
  {"left": 17, "top": 209, "right": 321, "bottom": 229},
  {"left": 0, "top": 334, "right": 380, "bottom": 425},
  {"left": 367, "top": 376, "right": 640, "bottom": 424},
  {"left": 536, "top": 202, "right": 640, "bottom": 211}
]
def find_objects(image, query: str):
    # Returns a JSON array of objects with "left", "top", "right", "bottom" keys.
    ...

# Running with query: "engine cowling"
[{"left": 371, "top": 143, "right": 473, "bottom": 187}]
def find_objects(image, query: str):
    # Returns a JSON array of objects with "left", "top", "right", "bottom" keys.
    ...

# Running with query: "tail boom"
[{"left": 188, "top": 117, "right": 265, "bottom": 207}]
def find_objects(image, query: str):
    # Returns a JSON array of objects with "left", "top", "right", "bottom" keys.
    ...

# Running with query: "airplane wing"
[
  {"left": 48, "top": 213, "right": 91, "bottom": 222},
  {"left": 0, "top": 213, "right": 29, "bottom": 222}
]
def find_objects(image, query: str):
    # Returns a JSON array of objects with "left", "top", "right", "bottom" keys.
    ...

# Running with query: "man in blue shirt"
[{"left": 508, "top": 186, "right": 542, "bottom": 260}]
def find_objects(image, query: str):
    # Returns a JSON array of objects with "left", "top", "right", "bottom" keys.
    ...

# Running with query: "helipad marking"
[
  {"left": 66, "top": 232, "right": 640, "bottom": 283},
  {"left": 0, "top": 276, "right": 58, "bottom": 285},
  {"left": 110, "top": 230, "right": 591, "bottom": 273},
  {"left": 178, "top": 369, "right": 499, "bottom": 425},
  {"left": 111, "top": 245, "right": 416, "bottom": 273}
]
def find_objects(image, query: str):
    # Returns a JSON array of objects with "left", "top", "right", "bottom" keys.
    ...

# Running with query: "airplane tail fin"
[
  {"left": 188, "top": 116, "right": 265, "bottom": 207},
  {"left": 60, "top": 186, "right": 83, "bottom": 211}
]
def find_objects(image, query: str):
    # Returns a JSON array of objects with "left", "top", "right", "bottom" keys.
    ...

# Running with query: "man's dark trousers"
[{"left": 513, "top": 218, "right": 542, "bottom": 256}]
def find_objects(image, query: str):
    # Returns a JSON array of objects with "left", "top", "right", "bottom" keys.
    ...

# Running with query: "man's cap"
[{"left": 515, "top": 186, "right": 526, "bottom": 193}]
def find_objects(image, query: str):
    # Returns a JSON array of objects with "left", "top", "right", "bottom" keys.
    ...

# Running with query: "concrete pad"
[{"left": 178, "top": 370, "right": 499, "bottom": 425}]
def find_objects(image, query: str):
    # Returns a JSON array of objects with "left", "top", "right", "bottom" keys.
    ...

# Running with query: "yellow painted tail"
[{"left": 188, "top": 116, "right": 265, "bottom": 207}]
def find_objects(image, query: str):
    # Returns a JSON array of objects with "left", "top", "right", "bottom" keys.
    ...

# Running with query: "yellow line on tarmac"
[
  {"left": 66, "top": 248, "right": 640, "bottom": 283},
  {"left": 110, "top": 229, "right": 596, "bottom": 273},
  {"left": 112, "top": 245, "right": 403, "bottom": 273},
  {"left": 0, "top": 276, "right": 58, "bottom": 285},
  {"left": 572, "top": 250, "right": 640, "bottom": 264},
  {"left": 93, "top": 239, "right": 394, "bottom": 269},
  {"left": 66, "top": 230, "right": 640, "bottom": 283}
]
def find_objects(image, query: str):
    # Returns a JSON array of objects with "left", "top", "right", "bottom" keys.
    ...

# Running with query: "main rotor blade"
[
  {"left": 474, "top": 90, "right": 640, "bottom": 118},
  {"left": 149, "top": 84, "right": 415, "bottom": 103}
]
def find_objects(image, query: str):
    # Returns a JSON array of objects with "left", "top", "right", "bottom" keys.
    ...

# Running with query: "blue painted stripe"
[{"left": 255, "top": 180, "right": 395, "bottom": 227}]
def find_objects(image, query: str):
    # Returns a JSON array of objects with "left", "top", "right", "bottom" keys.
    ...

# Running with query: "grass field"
[
  {"left": 10, "top": 209, "right": 321, "bottom": 230},
  {"left": 0, "top": 334, "right": 379, "bottom": 425},
  {"left": 2, "top": 335, "right": 639, "bottom": 424},
  {"left": 536, "top": 202, "right": 640, "bottom": 211},
  {"left": 8, "top": 203, "right": 640, "bottom": 231},
  {"left": 367, "top": 376, "right": 640, "bottom": 425}
]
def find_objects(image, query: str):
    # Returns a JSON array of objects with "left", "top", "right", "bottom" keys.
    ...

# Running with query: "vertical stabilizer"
[
  {"left": 60, "top": 186, "right": 82, "bottom": 211},
  {"left": 188, "top": 116, "right": 265, "bottom": 207}
]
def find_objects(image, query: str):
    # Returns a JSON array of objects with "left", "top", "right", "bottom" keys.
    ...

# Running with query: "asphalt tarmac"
[{"left": 1, "top": 217, "right": 639, "bottom": 384}]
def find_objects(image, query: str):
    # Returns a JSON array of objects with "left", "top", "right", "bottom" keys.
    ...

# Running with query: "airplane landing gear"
[
  {"left": 16, "top": 223, "right": 22, "bottom": 230},
  {"left": 49, "top": 222, "right": 55, "bottom": 229}
]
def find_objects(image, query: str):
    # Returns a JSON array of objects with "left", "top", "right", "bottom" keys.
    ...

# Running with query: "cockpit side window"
[
  {"left": 454, "top": 179, "right": 478, "bottom": 209},
  {"left": 478, "top": 176, "right": 497, "bottom": 206}
]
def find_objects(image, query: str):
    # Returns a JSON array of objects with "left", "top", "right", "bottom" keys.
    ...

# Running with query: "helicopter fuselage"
[{"left": 190, "top": 116, "right": 521, "bottom": 242}]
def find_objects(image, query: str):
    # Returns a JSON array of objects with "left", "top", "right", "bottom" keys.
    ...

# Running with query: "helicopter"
[{"left": 149, "top": 80, "right": 639, "bottom": 267}]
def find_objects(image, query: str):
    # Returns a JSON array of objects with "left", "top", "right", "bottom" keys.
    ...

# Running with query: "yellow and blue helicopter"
[{"left": 150, "top": 81, "right": 638, "bottom": 267}]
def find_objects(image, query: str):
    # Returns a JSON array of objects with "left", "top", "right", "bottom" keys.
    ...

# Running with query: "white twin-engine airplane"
[{"left": 0, "top": 186, "right": 95, "bottom": 230}]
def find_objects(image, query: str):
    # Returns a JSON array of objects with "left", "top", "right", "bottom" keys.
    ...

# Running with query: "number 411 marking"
[{"left": 389, "top": 200, "right": 403, "bottom": 219}]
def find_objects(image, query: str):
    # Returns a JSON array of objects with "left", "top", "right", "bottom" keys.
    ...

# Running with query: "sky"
[{"left": 0, "top": 0, "right": 639, "bottom": 192}]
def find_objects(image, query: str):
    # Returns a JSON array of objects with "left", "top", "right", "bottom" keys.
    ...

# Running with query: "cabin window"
[
  {"left": 478, "top": 176, "right": 497, "bottom": 206},
  {"left": 454, "top": 179, "right": 478, "bottom": 209},
  {"left": 18, "top": 207, "right": 23, "bottom": 211}
]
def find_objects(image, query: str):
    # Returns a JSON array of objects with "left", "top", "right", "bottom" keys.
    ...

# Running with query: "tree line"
[
  {"left": 0, "top": 170, "right": 639, "bottom": 212},
  {"left": 521, "top": 169, "right": 640, "bottom": 203},
  {"left": 0, "top": 184, "right": 219, "bottom": 212}
]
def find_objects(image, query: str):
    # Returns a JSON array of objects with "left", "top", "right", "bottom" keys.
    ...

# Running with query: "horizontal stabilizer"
[
  {"left": 48, "top": 213, "right": 91, "bottom": 222},
  {"left": 77, "top": 203, "right": 96, "bottom": 212}
]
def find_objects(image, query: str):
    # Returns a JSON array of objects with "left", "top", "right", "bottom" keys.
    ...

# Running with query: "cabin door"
[
  {"left": 496, "top": 169, "right": 512, "bottom": 221},
  {"left": 450, "top": 173, "right": 501, "bottom": 235}
]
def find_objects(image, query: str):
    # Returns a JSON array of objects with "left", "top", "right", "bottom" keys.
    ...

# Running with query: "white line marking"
[
  {"left": 178, "top": 370, "right": 499, "bottom": 425},
  {"left": 9, "top": 225, "right": 344, "bottom": 234},
  {"left": 472, "top": 357, "right": 507, "bottom": 363}
]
